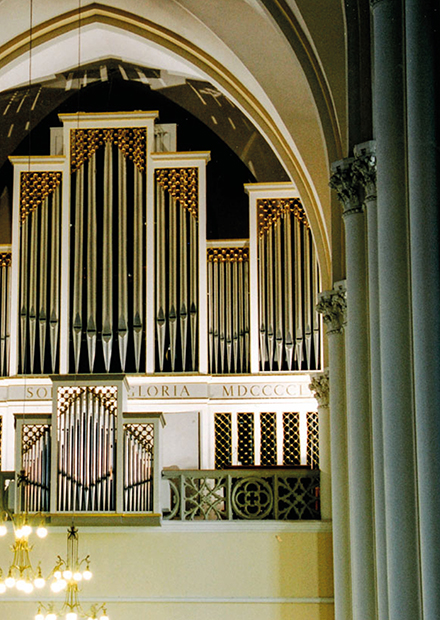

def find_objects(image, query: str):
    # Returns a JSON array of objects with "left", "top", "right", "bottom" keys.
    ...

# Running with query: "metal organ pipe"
[
  {"left": 102, "top": 141, "right": 114, "bottom": 372},
  {"left": 86, "top": 153, "right": 97, "bottom": 372},
  {"left": 118, "top": 149, "right": 129, "bottom": 371}
]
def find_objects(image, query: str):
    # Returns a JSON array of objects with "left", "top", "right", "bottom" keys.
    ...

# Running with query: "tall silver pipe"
[
  {"left": 258, "top": 234, "right": 267, "bottom": 368},
  {"left": 49, "top": 185, "right": 60, "bottom": 372},
  {"left": 0, "top": 264, "right": 6, "bottom": 375},
  {"left": 238, "top": 258, "right": 245, "bottom": 373},
  {"left": 118, "top": 150, "right": 129, "bottom": 370},
  {"left": 303, "top": 227, "right": 312, "bottom": 369},
  {"left": 225, "top": 259, "right": 232, "bottom": 372},
  {"left": 179, "top": 204, "right": 188, "bottom": 370},
  {"left": 311, "top": 242, "right": 320, "bottom": 367},
  {"left": 232, "top": 258, "right": 239, "bottom": 372},
  {"left": 86, "top": 153, "right": 97, "bottom": 372},
  {"left": 155, "top": 182, "right": 166, "bottom": 371},
  {"left": 28, "top": 209, "right": 38, "bottom": 373},
  {"left": 294, "top": 216, "right": 303, "bottom": 367},
  {"left": 208, "top": 258, "right": 214, "bottom": 371},
  {"left": 266, "top": 228, "right": 275, "bottom": 370},
  {"left": 133, "top": 167, "right": 143, "bottom": 372},
  {"left": 168, "top": 195, "right": 178, "bottom": 371},
  {"left": 243, "top": 258, "right": 250, "bottom": 372},
  {"left": 20, "top": 216, "right": 29, "bottom": 372},
  {"left": 189, "top": 214, "right": 198, "bottom": 371},
  {"left": 38, "top": 196, "right": 49, "bottom": 372},
  {"left": 274, "top": 219, "right": 284, "bottom": 370},
  {"left": 5, "top": 258, "right": 11, "bottom": 374},
  {"left": 102, "top": 141, "right": 114, "bottom": 372},
  {"left": 219, "top": 258, "right": 225, "bottom": 373},
  {"left": 72, "top": 167, "right": 84, "bottom": 373},
  {"left": 283, "top": 211, "right": 294, "bottom": 370},
  {"left": 213, "top": 258, "right": 219, "bottom": 373}
]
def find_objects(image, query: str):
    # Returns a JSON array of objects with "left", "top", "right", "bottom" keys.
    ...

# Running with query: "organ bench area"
[{"left": 0, "top": 111, "right": 323, "bottom": 523}]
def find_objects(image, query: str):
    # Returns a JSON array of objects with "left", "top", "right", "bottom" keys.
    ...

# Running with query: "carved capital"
[
  {"left": 316, "top": 284, "right": 347, "bottom": 334},
  {"left": 309, "top": 370, "right": 329, "bottom": 408},
  {"left": 329, "top": 158, "right": 363, "bottom": 216},
  {"left": 353, "top": 141, "right": 377, "bottom": 202}
]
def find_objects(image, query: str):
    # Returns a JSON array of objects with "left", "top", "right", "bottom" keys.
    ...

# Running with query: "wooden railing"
[{"left": 162, "top": 468, "right": 320, "bottom": 521}]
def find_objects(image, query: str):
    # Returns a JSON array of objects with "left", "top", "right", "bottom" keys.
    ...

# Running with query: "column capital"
[
  {"left": 353, "top": 140, "right": 377, "bottom": 201},
  {"left": 316, "top": 283, "right": 347, "bottom": 335},
  {"left": 309, "top": 370, "right": 329, "bottom": 408},
  {"left": 330, "top": 158, "right": 363, "bottom": 216}
]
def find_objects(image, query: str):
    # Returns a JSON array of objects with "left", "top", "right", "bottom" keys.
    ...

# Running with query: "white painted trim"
[{"left": 0, "top": 595, "right": 334, "bottom": 604}]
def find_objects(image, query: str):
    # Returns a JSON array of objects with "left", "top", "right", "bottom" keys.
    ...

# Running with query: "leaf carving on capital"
[
  {"left": 316, "top": 288, "right": 347, "bottom": 334},
  {"left": 309, "top": 370, "right": 329, "bottom": 408},
  {"left": 329, "top": 159, "right": 363, "bottom": 214},
  {"left": 353, "top": 144, "right": 377, "bottom": 199}
]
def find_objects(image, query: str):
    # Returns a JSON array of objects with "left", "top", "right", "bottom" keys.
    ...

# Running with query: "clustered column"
[
  {"left": 316, "top": 285, "right": 351, "bottom": 620},
  {"left": 329, "top": 159, "right": 376, "bottom": 620},
  {"left": 309, "top": 369, "right": 331, "bottom": 521}
]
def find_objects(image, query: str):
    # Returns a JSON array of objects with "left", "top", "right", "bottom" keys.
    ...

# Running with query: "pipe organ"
[
  {"left": 6, "top": 113, "right": 321, "bottom": 379},
  {"left": 207, "top": 244, "right": 250, "bottom": 374}
]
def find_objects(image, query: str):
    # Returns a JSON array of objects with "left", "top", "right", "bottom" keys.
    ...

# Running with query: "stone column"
[
  {"left": 317, "top": 286, "right": 352, "bottom": 620},
  {"left": 405, "top": 3, "right": 440, "bottom": 619},
  {"left": 309, "top": 370, "right": 331, "bottom": 520},
  {"left": 353, "top": 141, "right": 388, "bottom": 620},
  {"left": 330, "top": 160, "right": 376, "bottom": 620},
  {"left": 370, "top": 1, "right": 422, "bottom": 618}
]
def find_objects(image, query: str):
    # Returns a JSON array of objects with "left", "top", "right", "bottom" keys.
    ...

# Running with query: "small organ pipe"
[
  {"left": 219, "top": 258, "right": 225, "bottom": 372},
  {"left": 225, "top": 259, "right": 232, "bottom": 371},
  {"left": 208, "top": 258, "right": 214, "bottom": 371},
  {"left": 20, "top": 216, "right": 29, "bottom": 372},
  {"left": 266, "top": 227, "right": 275, "bottom": 370},
  {"left": 238, "top": 257, "right": 245, "bottom": 372},
  {"left": 243, "top": 258, "right": 250, "bottom": 372},
  {"left": 213, "top": 259, "right": 219, "bottom": 373}
]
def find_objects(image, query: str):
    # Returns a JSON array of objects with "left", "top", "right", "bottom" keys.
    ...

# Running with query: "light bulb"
[
  {"left": 15, "top": 527, "right": 24, "bottom": 539},
  {"left": 0, "top": 524, "right": 7, "bottom": 536},
  {"left": 54, "top": 570, "right": 62, "bottom": 580},
  {"left": 37, "top": 526, "right": 48, "bottom": 539},
  {"left": 0, "top": 583, "right": 6, "bottom": 594},
  {"left": 58, "top": 578, "right": 67, "bottom": 590},
  {"left": 24, "top": 581, "right": 34, "bottom": 593},
  {"left": 73, "top": 572, "right": 82, "bottom": 581},
  {"left": 22, "top": 524, "right": 32, "bottom": 537},
  {"left": 16, "top": 578, "right": 26, "bottom": 591},
  {"left": 66, "top": 612, "right": 78, "bottom": 620},
  {"left": 34, "top": 577, "right": 45, "bottom": 589},
  {"left": 5, "top": 576, "right": 15, "bottom": 588},
  {"left": 51, "top": 581, "right": 61, "bottom": 593},
  {"left": 46, "top": 613, "right": 57, "bottom": 620},
  {"left": 82, "top": 569, "right": 92, "bottom": 581},
  {"left": 99, "top": 614, "right": 109, "bottom": 620},
  {"left": 63, "top": 570, "right": 72, "bottom": 580},
  {"left": 35, "top": 613, "right": 45, "bottom": 620}
]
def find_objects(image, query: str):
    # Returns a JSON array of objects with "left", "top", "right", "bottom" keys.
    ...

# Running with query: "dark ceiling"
[{"left": 0, "top": 59, "right": 288, "bottom": 243}]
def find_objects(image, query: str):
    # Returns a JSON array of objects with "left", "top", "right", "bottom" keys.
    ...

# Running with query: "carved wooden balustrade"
[{"left": 162, "top": 468, "right": 320, "bottom": 521}]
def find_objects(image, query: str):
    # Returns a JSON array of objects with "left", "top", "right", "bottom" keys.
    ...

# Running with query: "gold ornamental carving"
[
  {"left": 207, "top": 247, "right": 249, "bottom": 263},
  {"left": 70, "top": 128, "right": 147, "bottom": 173},
  {"left": 57, "top": 386, "right": 118, "bottom": 418},
  {"left": 156, "top": 168, "right": 198, "bottom": 219},
  {"left": 257, "top": 198, "right": 308, "bottom": 236},
  {"left": 20, "top": 171, "right": 62, "bottom": 223},
  {"left": 0, "top": 252, "right": 11, "bottom": 267}
]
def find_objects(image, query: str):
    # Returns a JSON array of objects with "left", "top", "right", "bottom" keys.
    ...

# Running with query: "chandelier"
[
  {"left": 35, "top": 526, "right": 109, "bottom": 620},
  {"left": 0, "top": 471, "right": 48, "bottom": 595}
]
